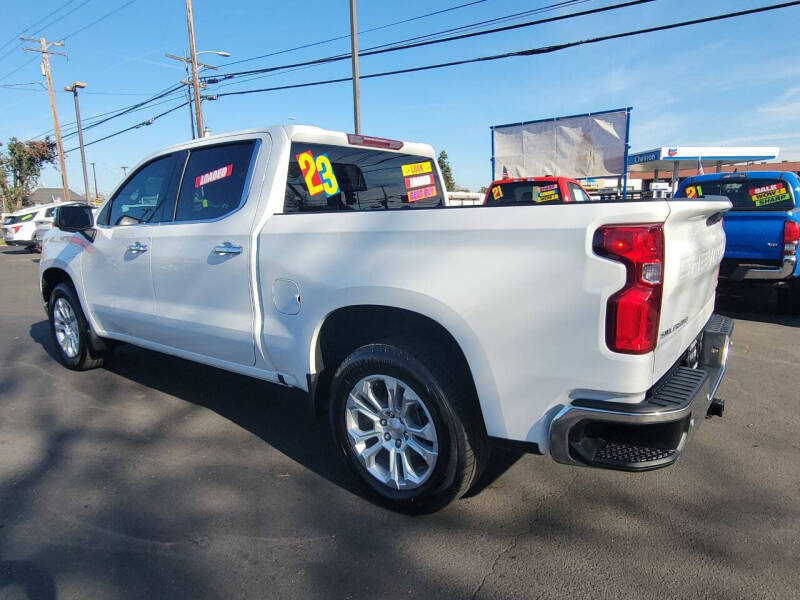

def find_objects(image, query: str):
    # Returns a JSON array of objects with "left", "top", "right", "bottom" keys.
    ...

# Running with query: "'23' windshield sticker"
[{"left": 296, "top": 150, "right": 340, "bottom": 197}]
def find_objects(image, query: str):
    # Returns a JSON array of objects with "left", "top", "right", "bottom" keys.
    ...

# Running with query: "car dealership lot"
[{"left": 0, "top": 246, "right": 798, "bottom": 600}]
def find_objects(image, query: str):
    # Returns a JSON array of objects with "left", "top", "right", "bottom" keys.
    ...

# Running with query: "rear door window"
[
  {"left": 486, "top": 181, "right": 563, "bottom": 205},
  {"left": 283, "top": 143, "right": 444, "bottom": 212},
  {"left": 174, "top": 141, "right": 257, "bottom": 222}
]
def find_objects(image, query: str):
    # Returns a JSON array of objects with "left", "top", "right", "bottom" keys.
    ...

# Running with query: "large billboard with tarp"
[{"left": 491, "top": 108, "right": 631, "bottom": 180}]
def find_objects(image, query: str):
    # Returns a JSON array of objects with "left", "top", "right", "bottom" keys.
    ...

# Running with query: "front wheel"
[
  {"left": 329, "top": 338, "right": 488, "bottom": 513},
  {"left": 48, "top": 282, "right": 106, "bottom": 370}
]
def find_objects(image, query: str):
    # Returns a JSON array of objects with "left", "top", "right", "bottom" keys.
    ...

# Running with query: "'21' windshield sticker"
[
  {"left": 401, "top": 161, "right": 432, "bottom": 177},
  {"left": 684, "top": 185, "right": 704, "bottom": 198},
  {"left": 750, "top": 182, "right": 790, "bottom": 207},
  {"left": 195, "top": 164, "right": 233, "bottom": 188},
  {"left": 296, "top": 151, "right": 339, "bottom": 197},
  {"left": 491, "top": 186, "right": 503, "bottom": 200}
]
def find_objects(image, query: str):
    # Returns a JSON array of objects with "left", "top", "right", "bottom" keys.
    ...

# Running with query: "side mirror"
[{"left": 55, "top": 204, "right": 95, "bottom": 240}]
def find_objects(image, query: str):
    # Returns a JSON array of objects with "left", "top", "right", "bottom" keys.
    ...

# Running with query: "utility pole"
[
  {"left": 22, "top": 36, "right": 70, "bottom": 202},
  {"left": 65, "top": 82, "right": 90, "bottom": 204},
  {"left": 90, "top": 162, "right": 99, "bottom": 203},
  {"left": 121, "top": 166, "right": 128, "bottom": 177},
  {"left": 183, "top": 51, "right": 196, "bottom": 139},
  {"left": 185, "top": 0, "right": 204, "bottom": 136},
  {"left": 349, "top": 0, "right": 361, "bottom": 134},
  {"left": 166, "top": 50, "right": 228, "bottom": 139}
]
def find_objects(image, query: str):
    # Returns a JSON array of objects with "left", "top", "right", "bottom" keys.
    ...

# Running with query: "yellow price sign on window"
[{"left": 401, "top": 161, "right": 432, "bottom": 177}]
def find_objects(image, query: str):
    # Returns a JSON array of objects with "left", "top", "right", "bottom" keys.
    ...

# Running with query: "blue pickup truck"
[{"left": 676, "top": 171, "right": 800, "bottom": 310}]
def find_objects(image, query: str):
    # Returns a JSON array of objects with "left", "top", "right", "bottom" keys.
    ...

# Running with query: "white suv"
[
  {"left": 3, "top": 203, "right": 79, "bottom": 252},
  {"left": 3, "top": 205, "right": 44, "bottom": 251}
]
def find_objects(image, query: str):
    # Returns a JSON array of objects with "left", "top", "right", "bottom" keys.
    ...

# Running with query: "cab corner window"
[
  {"left": 105, "top": 155, "right": 175, "bottom": 226},
  {"left": 283, "top": 142, "right": 444, "bottom": 212},
  {"left": 174, "top": 141, "right": 256, "bottom": 222}
]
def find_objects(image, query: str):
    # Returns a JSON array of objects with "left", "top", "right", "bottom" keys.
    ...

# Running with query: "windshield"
[
  {"left": 680, "top": 177, "right": 795, "bottom": 211},
  {"left": 486, "top": 181, "right": 563, "bottom": 205}
]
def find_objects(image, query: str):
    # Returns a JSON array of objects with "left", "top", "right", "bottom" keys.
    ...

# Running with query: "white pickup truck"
[{"left": 39, "top": 125, "right": 733, "bottom": 511}]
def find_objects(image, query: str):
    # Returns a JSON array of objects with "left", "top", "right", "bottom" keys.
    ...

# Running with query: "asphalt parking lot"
[{"left": 0, "top": 246, "right": 798, "bottom": 600}]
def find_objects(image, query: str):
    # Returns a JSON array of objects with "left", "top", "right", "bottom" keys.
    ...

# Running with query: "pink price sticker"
[
  {"left": 195, "top": 164, "right": 233, "bottom": 188},
  {"left": 538, "top": 184, "right": 558, "bottom": 192},
  {"left": 408, "top": 185, "right": 437, "bottom": 203}
]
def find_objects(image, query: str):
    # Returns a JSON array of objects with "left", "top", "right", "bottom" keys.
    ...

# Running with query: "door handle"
[
  {"left": 213, "top": 242, "right": 243, "bottom": 255},
  {"left": 127, "top": 242, "right": 148, "bottom": 254}
]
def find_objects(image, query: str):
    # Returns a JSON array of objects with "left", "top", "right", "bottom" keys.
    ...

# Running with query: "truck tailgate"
[
  {"left": 723, "top": 210, "right": 786, "bottom": 262},
  {"left": 653, "top": 198, "right": 729, "bottom": 380}
]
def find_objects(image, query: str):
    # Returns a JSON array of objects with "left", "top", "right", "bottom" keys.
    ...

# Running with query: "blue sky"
[{"left": 1, "top": 0, "right": 799, "bottom": 196}]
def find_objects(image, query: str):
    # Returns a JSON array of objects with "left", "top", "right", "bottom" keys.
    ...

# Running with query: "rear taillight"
[
  {"left": 594, "top": 224, "right": 664, "bottom": 354},
  {"left": 12, "top": 225, "right": 21, "bottom": 234},
  {"left": 783, "top": 220, "right": 799, "bottom": 256}
]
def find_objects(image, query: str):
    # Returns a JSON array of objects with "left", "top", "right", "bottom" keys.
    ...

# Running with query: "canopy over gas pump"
[{"left": 627, "top": 146, "right": 780, "bottom": 194}]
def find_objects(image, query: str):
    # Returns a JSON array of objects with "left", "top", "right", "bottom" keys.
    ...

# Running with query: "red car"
[{"left": 484, "top": 176, "right": 593, "bottom": 205}]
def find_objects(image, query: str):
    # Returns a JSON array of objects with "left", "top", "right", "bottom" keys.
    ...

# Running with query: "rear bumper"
[
  {"left": 549, "top": 314, "right": 733, "bottom": 471},
  {"left": 721, "top": 255, "right": 797, "bottom": 281}
]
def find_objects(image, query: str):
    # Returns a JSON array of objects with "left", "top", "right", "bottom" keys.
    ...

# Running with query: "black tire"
[
  {"left": 779, "top": 280, "right": 800, "bottom": 314},
  {"left": 329, "top": 336, "right": 488, "bottom": 513},
  {"left": 48, "top": 282, "right": 106, "bottom": 370}
]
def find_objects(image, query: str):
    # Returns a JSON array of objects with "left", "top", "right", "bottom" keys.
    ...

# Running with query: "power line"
[
  {"left": 211, "top": 0, "right": 595, "bottom": 92},
  {"left": 0, "top": 0, "right": 92, "bottom": 64},
  {"left": 206, "top": 0, "right": 650, "bottom": 83},
  {"left": 61, "top": 91, "right": 186, "bottom": 138},
  {"left": 0, "top": 0, "right": 78, "bottom": 54},
  {"left": 31, "top": 83, "right": 185, "bottom": 140},
  {"left": 212, "top": 1, "right": 800, "bottom": 99},
  {"left": 64, "top": 101, "right": 188, "bottom": 153},
  {"left": 223, "top": 0, "right": 493, "bottom": 68},
  {"left": 355, "top": 0, "right": 595, "bottom": 54},
  {"left": 63, "top": 0, "right": 141, "bottom": 40}
]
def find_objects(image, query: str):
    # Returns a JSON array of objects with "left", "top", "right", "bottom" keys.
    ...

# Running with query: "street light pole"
[
  {"left": 65, "top": 82, "right": 90, "bottom": 204},
  {"left": 121, "top": 166, "right": 127, "bottom": 177},
  {"left": 90, "top": 162, "right": 99, "bottom": 203},
  {"left": 349, "top": 0, "right": 361, "bottom": 134}
]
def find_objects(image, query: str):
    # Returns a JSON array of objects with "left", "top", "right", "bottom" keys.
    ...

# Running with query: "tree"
[
  {"left": 0, "top": 137, "right": 57, "bottom": 213},
  {"left": 437, "top": 150, "right": 456, "bottom": 192}
]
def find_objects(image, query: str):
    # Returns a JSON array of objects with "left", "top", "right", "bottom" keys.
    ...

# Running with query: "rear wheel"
[
  {"left": 329, "top": 337, "right": 488, "bottom": 512},
  {"left": 48, "top": 282, "right": 106, "bottom": 370},
  {"left": 779, "top": 280, "right": 800, "bottom": 314}
]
